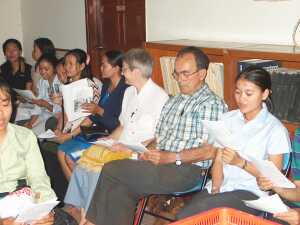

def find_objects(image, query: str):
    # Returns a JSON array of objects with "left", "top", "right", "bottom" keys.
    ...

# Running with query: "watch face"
[{"left": 175, "top": 160, "right": 182, "bottom": 166}]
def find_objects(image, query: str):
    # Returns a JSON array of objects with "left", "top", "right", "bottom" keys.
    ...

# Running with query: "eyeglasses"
[{"left": 172, "top": 70, "right": 199, "bottom": 80}]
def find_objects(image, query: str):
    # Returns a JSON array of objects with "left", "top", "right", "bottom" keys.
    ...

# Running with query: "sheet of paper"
[
  {"left": 120, "top": 142, "right": 147, "bottom": 153},
  {"left": 201, "top": 120, "right": 238, "bottom": 149},
  {"left": 0, "top": 189, "right": 33, "bottom": 218},
  {"left": 13, "top": 89, "right": 37, "bottom": 100},
  {"left": 91, "top": 138, "right": 116, "bottom": 147},
  {"left": 16, "top": 200, "right": 59, "bottom": 224},
  {"left": 69, "top": 149, "right": 86, "bottom": 161},
  {"left": 250, "top": 157, "right": 295, "bottom": 188},
  {"left": 91, "top": 139, "right": 147, "bottom": 153},
  {"left": 61, "top": 78, "right": 94, "bottom": 122},
  {"left": 243, "top": 194, "right": 288, "bottom": 214},
  {"left": 15, "top": 103, "right": 35, "bottom": 121},
  {"left": 38, "top": 129, "right": 57, "bottom": 139}
]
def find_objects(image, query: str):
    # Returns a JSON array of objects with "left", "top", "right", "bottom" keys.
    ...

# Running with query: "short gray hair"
[{"left": 123, "top": 48, "right": 153, "bottom": 78}]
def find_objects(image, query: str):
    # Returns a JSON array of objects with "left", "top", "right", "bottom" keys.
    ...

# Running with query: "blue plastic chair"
[{"left": 133, "top": 167, "right": 211, "bottom": 225}]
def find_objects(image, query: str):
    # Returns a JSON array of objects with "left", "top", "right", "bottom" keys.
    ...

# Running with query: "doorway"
[{"left": 85, "top": 0, "right": 146, "bottom": 76}]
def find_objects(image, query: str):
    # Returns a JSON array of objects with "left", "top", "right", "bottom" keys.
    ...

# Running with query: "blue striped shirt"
[{"left": 155, "top": 83, "right": 227, "bottom": 168}]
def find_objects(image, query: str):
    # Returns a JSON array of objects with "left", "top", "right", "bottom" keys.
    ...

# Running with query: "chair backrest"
[
  {"left": 160, "top": 56, "right": 224, "bottom": 98},
  {"left": 283, "top": 151, "right": 292, "bottom": 177}
]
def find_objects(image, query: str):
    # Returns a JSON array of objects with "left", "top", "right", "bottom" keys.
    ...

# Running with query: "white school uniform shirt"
[
  {"left": 32, "top": 75, "right": 62, "bottom": 117},
  {"left": 206, "top": 104, "right": 291, "bottom": 197},
  {"left": 118, "top": 78, "right": 169, "bottom": 144}
]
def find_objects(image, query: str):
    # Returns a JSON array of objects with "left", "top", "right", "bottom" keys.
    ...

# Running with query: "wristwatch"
[{"left": 175, "top": 153, "right": 182, "bottom": 166}]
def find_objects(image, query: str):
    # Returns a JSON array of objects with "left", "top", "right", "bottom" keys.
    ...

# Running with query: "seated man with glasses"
[{"left": 85, "top": 46, "right": 228, "bottom": 225}]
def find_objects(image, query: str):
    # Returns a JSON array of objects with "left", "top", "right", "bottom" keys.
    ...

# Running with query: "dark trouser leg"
[
  {"left": 177, "top": 190, "right": 260, "bottom": 220},
  {"left": 86, "top": 159, "right": 204, "bottom": 225}
]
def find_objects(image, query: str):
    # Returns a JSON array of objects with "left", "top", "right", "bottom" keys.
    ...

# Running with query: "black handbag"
[
  {"left": 80, "top": 125, "right": 109, "bottom": 141},
  {"left": 54, "top": 208, "right": 78, "bottom": 225}
]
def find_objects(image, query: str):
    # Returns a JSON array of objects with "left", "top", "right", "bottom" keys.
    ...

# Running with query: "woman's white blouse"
[{"left": 207, "top": 104, "right": 291, "bottom": 197}]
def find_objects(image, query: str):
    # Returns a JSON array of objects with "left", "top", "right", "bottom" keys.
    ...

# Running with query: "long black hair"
[
  {"left": 65, "top": 49, "right": 92, "bottom": 80},
  {"left": 34, "top": 38, "right": 56, "bottom": 57},
  {"left": 105, "top": 50, "right": 123, "bottom": 69}
]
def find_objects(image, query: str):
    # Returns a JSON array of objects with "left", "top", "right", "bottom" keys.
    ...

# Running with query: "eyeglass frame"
[{"left": 172, "top": 69, "right": 200, "bottom": 80}]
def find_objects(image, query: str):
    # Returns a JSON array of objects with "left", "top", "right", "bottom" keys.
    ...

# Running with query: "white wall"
[
  {"left": 0, "top": 0, "right": 23, "bottom": 63},
  {"left": 21, "top": 0, "right": 86, "bottom": 64},
  {"left": 146, "top": 0, "right": 300, "bottom": 45}
]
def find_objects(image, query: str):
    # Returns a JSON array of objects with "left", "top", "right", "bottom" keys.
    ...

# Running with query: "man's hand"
[
  {"left": 141, "top": 150, "right": 175, "bottom": 165},
  {"left": 82, "top": 103, "right": 103, "bottom": 115},
  {"left": 31, "top": 212, "right": 54, "bottom": 225},
  {"left": 274, "top": 209, "right": 300, "bottom": 225},
  {"left": 222, "top": 148, "right": 243, "bottom": 167}
]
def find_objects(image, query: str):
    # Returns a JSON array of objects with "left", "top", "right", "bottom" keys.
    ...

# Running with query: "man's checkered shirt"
[{"left": 155, "top": 83, "right": 228, "bottom": 168}]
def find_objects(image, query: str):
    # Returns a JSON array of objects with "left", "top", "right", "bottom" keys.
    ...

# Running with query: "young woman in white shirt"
[{"left": 177, "top": 66, "right": 291, "bottom": 219}]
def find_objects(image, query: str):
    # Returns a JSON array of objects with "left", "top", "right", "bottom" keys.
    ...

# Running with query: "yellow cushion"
[{"left": 78, "top": 145, "right": 132, "bottom": 172}]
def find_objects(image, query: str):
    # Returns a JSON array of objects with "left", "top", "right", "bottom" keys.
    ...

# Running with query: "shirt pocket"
[{"left": 180, "top": 111, "right": 202, "bottom": 140}]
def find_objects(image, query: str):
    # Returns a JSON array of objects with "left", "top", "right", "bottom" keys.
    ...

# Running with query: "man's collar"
[{"left": 180, "top": 83, "right": 209, "bottom": 99}]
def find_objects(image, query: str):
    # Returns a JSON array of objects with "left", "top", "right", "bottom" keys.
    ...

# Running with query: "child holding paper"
[
  {"left": 177, "top": 67, "right": 291, "bottom": 219},
  {"left": 24, "top": 54, "right": 61, "bottom": 135}
]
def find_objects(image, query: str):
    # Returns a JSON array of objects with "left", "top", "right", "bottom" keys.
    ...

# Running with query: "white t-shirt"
[
  {"left": 206, "top": 104, "right": 291, "bottom": 197},
  {"left": 118, "top": 79, "right": 169, "bottom": 144}
]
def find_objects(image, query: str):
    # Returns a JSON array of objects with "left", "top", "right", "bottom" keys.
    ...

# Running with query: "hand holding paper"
[
  {"left": 243, "top": 194, "right": 288, "bottom": 214},
  {"left": 250, "top": 157, "right": 295, "bottom": 188},
  {"left": 91, "top": 138, "right": 147, "bottom": 153},
  {"left": 38, "top": 129, "right": 57, "bottom": 139},
  {"left": 13, "top": 89, "right": 37, "bottom": 101}
]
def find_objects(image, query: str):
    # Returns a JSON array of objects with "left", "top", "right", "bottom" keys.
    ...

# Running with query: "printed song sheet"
[{"left": 61, "top": 78, "right": 94, "bottom": 122}]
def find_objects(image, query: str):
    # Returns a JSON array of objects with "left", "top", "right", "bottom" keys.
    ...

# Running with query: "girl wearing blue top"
[
  {"left": 178, "top": 67, "right": 291, "bottom": 219},
  {"left": 57, "top": 50, "right": 128, "bottom": 180}
]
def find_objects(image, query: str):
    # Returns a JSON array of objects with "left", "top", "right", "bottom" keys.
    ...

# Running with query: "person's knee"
[{"left": 101, "top": 159, "right": 130, "bottom": 178}]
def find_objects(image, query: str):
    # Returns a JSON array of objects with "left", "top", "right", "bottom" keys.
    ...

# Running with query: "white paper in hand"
[
  {"left": 91, "top": 138, "right": 116, "bottom": 147},
  {"left": 243, "top": 194, "right": 288, "bottom": 214},
  {"left": 13, "top": 89, "right": 37, "bottom": 100},
  {"left": 38, "top": 129, "right": 57, "bottom": 139},
  {"left": 120, "top": 142, "right": 147, "bottom": 153},
  {"left": 201, "top": 120, "right": 237, "bottom": 149},
  {"left": 61, "top": 78, "right": 94, "bottom": 122},
  {"left": 0, "top": 189, "right": 33, "bottom": 218},
  {"left": 250, "top": 157, "right": 295, "bottom": 188},
  {"left": 16, "top": 200, "right": 59, "bottom": 224}
]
